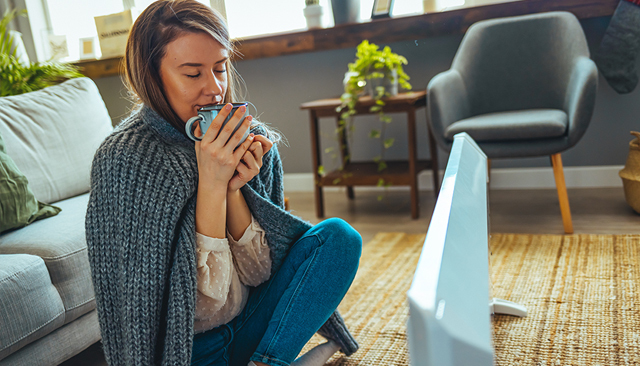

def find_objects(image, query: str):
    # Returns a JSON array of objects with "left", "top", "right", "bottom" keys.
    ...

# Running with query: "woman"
[{"left": 85, "top": 1, "right": 362, "bottom": 365}]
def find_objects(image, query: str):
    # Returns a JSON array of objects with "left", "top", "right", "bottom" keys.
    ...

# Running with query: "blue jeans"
[{"left": 191, "top": 218, "right": 362, "bottom": 366}]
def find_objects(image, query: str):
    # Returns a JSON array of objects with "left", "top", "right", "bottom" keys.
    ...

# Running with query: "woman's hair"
[{"left": 124, "top": 0, "right": 281, "bottom": 142}]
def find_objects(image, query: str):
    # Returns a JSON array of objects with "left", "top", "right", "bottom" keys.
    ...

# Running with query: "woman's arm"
[
  {"left": 226, "top": 189, "right": 251, "bottom": 240},
  {"left": 228, "top": 217, "right": 272, "bottom": 286}
]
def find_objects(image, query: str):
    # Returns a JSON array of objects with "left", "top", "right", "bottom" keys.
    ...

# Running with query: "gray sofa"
[{"left": 0, "top": 78, "right": 113, "bottom": 365}]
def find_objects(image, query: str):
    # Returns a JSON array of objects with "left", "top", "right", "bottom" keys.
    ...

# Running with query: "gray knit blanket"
[{"left": 85, "top": 106, "right": 358, "bottom": 365}]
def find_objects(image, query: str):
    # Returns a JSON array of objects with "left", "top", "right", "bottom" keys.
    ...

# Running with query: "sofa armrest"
[
  {"left": 427, "top": 69, "right": 471, "bottom": 150},
  {"left": 563, "top": 56, "right": 598, "bottom": 147}
]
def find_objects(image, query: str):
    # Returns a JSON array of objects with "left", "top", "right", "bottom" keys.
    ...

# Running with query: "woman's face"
[{"left": 159, "top": 31, "right": 229, "bottom": 123}]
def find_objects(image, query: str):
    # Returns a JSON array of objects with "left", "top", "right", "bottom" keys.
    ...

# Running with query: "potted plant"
[
  {"left": 304, "top": 0, "right": 324, "bottom": 29},
  {"left": 1, "top": 9, "right": 82, "bottom": 97},
  {"left": 332, "top": 0, "right": 360, "bottom": 25},
  {"left": 334, "top": 40, "right": 411, "bottom": 176},
  {"left": 620, "top": 131, "right": 640, "bottom": 214}
]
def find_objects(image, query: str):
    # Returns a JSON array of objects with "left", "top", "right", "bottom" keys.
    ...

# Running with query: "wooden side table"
[{"left": 300, "top": 90, "right": 440, "bottom": 219}]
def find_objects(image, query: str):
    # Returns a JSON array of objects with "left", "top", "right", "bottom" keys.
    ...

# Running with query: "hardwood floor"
[{"left": 60, "top": 187, "right": 640, "bottom": 366}]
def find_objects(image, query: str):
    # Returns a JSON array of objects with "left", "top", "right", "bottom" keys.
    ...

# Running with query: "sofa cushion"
[
  {"left": 0, "top": 254, "right": 65, "bottom": 361},
  {"left": 444, "top": 109, "right": 568, "bottom": 142},
  {"left": 0, "top": 130, "right": 61, "bottom": 234},
  {"left": 0, "top": 194, "right": 95, "bottom": 325},
  {"left": 0, "top": 77, "right": 113, "bottom": 204}
]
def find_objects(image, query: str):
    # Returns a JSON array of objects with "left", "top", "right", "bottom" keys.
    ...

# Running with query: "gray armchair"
[{"left": 427, "top": 11, "right": 598, "bottom": 234}]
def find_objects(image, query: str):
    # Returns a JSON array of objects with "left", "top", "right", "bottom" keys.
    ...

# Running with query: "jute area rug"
[{"left": 301, "top": 232, "right": 640, "bottom": 365}]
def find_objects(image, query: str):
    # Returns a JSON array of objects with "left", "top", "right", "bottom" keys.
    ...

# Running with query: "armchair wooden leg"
[{"left": 550, "top": 154, "right": 573, "bottom": 234}]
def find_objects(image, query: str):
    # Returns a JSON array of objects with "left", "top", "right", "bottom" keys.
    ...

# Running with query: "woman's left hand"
[{"left": 228, "top": 134, "right": 273, "bottom": 192}]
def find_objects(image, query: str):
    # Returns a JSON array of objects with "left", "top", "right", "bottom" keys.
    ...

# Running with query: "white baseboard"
[{"left": 283, "top": 165, "right": 624, "bottom": 192}]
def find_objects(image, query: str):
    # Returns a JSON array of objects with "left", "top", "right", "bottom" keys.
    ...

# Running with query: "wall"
[{"left": 93, "top": 15, "right": 640, "bottom": 176}]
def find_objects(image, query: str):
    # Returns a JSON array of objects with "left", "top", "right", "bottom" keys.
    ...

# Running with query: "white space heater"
[{"left": 407, "top": 132, "right": 526, "bottom": 366}]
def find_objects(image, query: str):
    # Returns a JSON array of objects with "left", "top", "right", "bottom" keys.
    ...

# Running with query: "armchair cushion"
[{"left": 444, "top": 109, "right": 568, "bottom": 142}]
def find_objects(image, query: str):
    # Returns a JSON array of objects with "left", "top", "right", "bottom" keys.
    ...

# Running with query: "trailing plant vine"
[{"left": 320, "top": 40, "right": 411, "bottom": 191}]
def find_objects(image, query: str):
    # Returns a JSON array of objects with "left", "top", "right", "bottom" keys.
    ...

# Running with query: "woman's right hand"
[{"left": 194, "top": 103, "right": 254, "bottom": 192}]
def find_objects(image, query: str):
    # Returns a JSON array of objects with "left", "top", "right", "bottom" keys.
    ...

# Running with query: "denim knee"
[{"left": 315, "top": 217, "right": 362, "bottom": 268}]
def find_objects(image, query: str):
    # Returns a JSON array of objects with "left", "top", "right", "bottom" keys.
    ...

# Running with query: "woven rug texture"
[{"left": 301, "top": 232, "right": 640, "bottom": 365}]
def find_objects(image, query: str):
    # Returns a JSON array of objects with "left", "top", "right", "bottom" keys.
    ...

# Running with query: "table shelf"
[{"left": 320, "top": 161, "right": 433, "bottom": 186}]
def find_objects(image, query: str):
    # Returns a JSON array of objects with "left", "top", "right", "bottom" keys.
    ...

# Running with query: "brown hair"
[{"left": 123, "top": 0, "right": 281, "bottom": 141}]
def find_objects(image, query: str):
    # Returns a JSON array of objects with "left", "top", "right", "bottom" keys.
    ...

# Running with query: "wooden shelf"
[
  {"left": 74, "top": 0, "right": 617, "bottom": 80},
  {"left": 300, "top": 91, "right": 427, "bottom": 117},
  {"left": 321, "top": 161, "right": 433, "bottom": 186}
]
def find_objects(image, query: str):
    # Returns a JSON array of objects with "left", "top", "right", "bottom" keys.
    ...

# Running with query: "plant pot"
[
  {"left": 423, "top": 0, "right": 438, "bottom": 13},
  {"left": 331, "top": 0, "right": 360, "bottom": 25},
  {"left": 365, "top": 68, "right": 398, "bottom": 97},
  {"left": 619, "top": 131, "right": 640, "bottom": 214},
  {"left": 304, "top": 4, "right": 324, "bottom": 29},
  {"left": 9, "top": 30, "right": 30, "bottom": 66}
]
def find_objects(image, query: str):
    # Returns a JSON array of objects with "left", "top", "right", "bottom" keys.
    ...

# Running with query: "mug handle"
[{"left": 185, "top": 114, "right": 204, "bottom": 141}]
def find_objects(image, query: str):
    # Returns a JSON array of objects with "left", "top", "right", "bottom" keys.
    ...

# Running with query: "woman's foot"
[
  {"left": 248, "top": 341, "right": 340, "bottom": 366},
  {"left": 291, "top": 340, "right": 340, "bottom": 366}
]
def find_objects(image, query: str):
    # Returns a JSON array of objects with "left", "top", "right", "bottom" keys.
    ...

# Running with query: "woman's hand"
[
  {"left": 227, "top": 135, "right": 273, "bottom": 193},
  {"left": 194, "top": 104, "right": 254, "bottom": 192}
]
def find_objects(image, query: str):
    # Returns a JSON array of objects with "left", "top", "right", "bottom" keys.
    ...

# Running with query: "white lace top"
[{"left": 194, "top": 216, "right": 272, "bottom": 333}]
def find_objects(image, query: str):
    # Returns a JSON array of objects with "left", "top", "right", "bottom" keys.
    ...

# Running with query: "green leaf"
[
  {"left": 369, "top": 129, "right": 381, "bottom": 138},
  {"left": 333, "top": 178, "right": 342, "bottom": 185},
  {"left": 377, "top": 178, "right": 385, "bottom": 187},
  {"left": 0, "top": 11, "right": 83, "bottom": 98},
  {"left": 381, "top": 115, "right": 392, "bottom": 124},
  {"left": 317, "top": 165, "right": 325, "bottom": 175},
  {"left": 324, "top": 147, "right": 334, "bottom": 154},
  {"left": 377, "top": 160, "right": 387, "bottom": 172},
  {"left": 384, "top": 138, "right": 395, "bottom": 149}
]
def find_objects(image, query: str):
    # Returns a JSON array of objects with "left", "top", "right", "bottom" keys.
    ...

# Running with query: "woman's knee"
[{"left": 315, "top": 218, "right": 362, "bottom": 263}]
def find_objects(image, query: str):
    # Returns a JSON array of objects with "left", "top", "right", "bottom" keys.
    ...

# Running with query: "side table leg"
[
  {"left": 310, "top": 112, "right": 324, "bottom": 218},
  {"left": 336, "top": 117, "right": 355, "bottom": 200},
  {"left": 408, "top": 107, "right": 419, "bottom": 219}
]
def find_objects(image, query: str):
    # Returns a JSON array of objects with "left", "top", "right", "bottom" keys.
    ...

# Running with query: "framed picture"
[
  {"left": 47, "top": 34, "right": 69, "bottom": 61},
  {"left": 371, "top": 0, "right": 394, "bottom": 19},
  {"left": 79, "top": 37, "right": 98, "bottom": 60}
]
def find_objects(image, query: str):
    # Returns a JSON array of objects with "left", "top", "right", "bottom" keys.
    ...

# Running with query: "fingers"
[
  {"left": 244, "top": 144, "right": 261, "bottom": 169},
  {"left": 201, "top": 103, "right": 233, "bottom": 144},
  {"left": 206, "top": 105, "right": 252, "bottom": 150},
  {"left": 233, "top": 131, "right": 254, "bottom": 160},
  {"left": 251, "top": 135, "right": 273, "bottom": 155},
  {"left": 247, "top": 140, "right": 264, "bottom": 167},
  {"left": 233, "top": 148, "right": 259, "bottom": 184},
  {"left": 194, "top": 123, "right": 202, "bottom": 139}
]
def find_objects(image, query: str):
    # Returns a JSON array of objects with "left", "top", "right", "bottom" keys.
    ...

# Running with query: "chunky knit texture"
[{"left": 85, "top": 106, "right": 358, "bottom": 366}]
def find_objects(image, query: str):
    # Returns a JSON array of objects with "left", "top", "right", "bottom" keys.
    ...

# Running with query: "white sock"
[{"left": 290, "top": 341, "right": 340, "bottom": 366}]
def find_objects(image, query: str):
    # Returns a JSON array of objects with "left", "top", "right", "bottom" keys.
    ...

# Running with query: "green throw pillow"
[{"left": 0, "top": 132, "right": 60, "bottom": 234}]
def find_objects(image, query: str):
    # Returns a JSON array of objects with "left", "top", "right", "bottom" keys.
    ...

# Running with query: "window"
[
  {"left": 34, "top": 0, "right": 454, "bottom": 62},
  {"left": 43, "top": 0, "right": 208, "bottom": 61}
]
